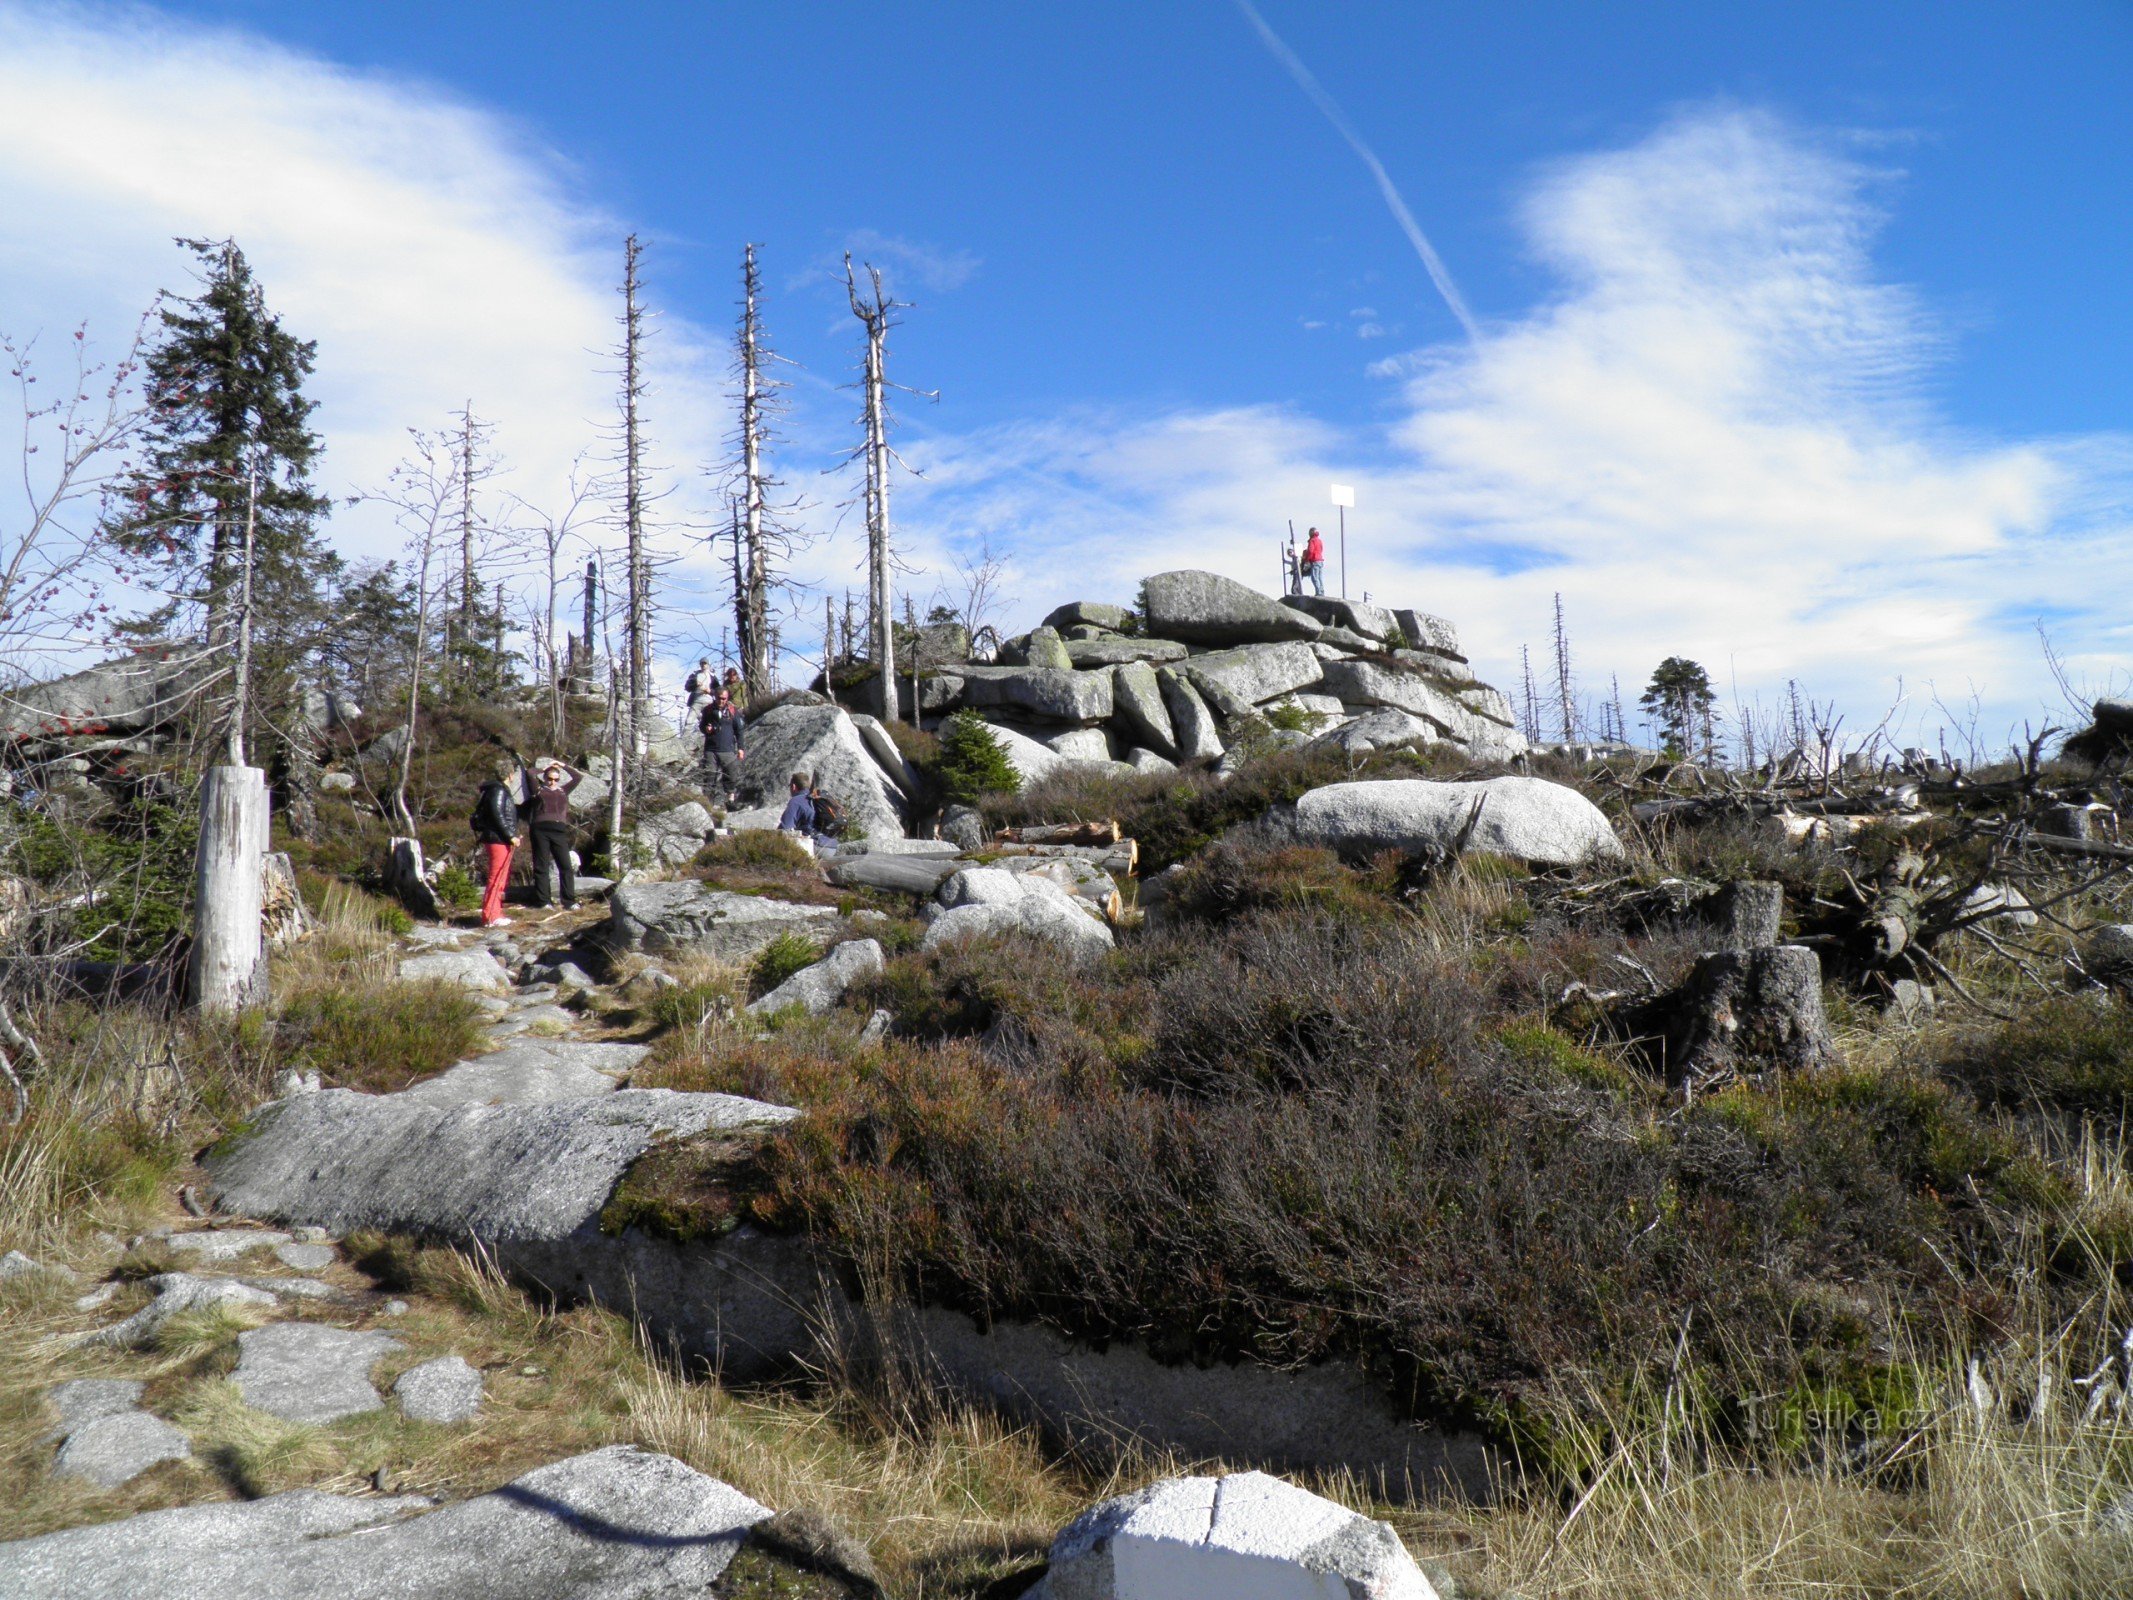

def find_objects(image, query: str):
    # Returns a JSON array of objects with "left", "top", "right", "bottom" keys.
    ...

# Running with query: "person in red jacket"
[{"left": 1300, "top": 527, "right": 1327, "bottom": 596}]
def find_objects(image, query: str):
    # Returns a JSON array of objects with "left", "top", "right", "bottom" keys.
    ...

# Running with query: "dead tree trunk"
[
  {"left": 620, "top": 234, "right": 651, "bottom": 759},
  {"left": 736, "top": 244, "right": 776, "bottom": 690},
  {"left": 188, "top": 765, "right": 268, "bottom": 1012},
  {"left": 847, "top": 257, "right": 900, "bottom": 724}
]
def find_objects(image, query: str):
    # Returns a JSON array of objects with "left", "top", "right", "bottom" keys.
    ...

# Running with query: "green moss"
[
  {"left": 599, "top": 1132, "right": 776, "bottom": 1244},
  {"left": 1494, "top": 1021, "right": 1640, "bottom": 1096}
]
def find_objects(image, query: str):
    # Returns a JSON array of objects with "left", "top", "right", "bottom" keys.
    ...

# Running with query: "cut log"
[
  {"left": 2017, "top": 830, "right": 2133, "bottom": 863},
  {"left": 824, "top": 853, "right": 961, "bottom": 897},
  {"left": 187, "top": 766, "right": 269, "bottom": 1013},
  {"left": 984, "top": 840, "right": 1139, "bottom": 875},
  {"left": 1002, "top": 820, "right": 1121, "bottom": 847}
]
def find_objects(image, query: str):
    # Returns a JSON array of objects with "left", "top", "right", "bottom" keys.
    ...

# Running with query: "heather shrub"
[{"left": 1937, "top": 995, "right": 2133, "bottom": 1120}]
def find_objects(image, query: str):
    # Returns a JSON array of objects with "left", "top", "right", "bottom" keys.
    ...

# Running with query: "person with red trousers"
[{"left": 471, "top": 762, "right": 520, "bottom": 928}]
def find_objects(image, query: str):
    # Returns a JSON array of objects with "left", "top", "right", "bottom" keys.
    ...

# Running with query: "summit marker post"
[{"left": 1330, "top": 482, "right": 1355, "bottom": 598}]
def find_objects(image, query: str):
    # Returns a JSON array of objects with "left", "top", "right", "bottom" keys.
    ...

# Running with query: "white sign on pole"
[{"left": 1329, "top": 483, "right": 1356, "bottom": 508}]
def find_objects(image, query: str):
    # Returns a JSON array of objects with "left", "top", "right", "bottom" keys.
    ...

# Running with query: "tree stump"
[
  {"left": 1638, "top": 945, "right": 1837, "bottom": 1088},
  {"left": 187, "top": 766, "right": 269, "bottom": 1013}
]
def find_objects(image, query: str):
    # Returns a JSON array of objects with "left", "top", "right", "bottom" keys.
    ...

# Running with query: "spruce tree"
[
  {"left": 1639, "top": 657, "right": 1718, "bottom": 759},
  {"left": 105, "top": 238, "right": 339, "bottom": 661}
]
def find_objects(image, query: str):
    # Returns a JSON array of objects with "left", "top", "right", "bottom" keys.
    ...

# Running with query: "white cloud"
[
  {"left": 0, "top": 0, "right": 732, "bottom": 689},
  {"left": 893, "top": 108, "right": 2130, "bottom": 747}
]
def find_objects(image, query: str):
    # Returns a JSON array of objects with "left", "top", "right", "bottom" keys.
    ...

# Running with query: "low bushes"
[
  {"left": 1937, "top": 995, "right": 2133, "bottom": 1120},
  {"left": 276, "top": 979, "right": 486, "bottom": 1093}
]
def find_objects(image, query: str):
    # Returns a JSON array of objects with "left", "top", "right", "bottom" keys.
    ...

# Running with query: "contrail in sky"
[{"left": 1233, "top": 0, "right": 1481, "bottom": 342}]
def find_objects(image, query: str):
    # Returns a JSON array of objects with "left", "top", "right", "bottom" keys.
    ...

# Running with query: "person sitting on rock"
[
  {"left": 518, "top": 757, "right": 583, "bottom": 909},
  {"left": 778, "top": 771, "right": 815, "bottom": 837}
]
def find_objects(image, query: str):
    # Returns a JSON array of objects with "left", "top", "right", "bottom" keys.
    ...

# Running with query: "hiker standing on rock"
[
  {"left": 682, "top": 657, "right": 712, "bottom": 736},
  {"left": 518, "top": 757, "right": 583, "bottom": 909},
  {"left": 722, "top": 665, "right": 748, "bottom": 712},
  {"left": 1300, "top": 527, "right": 1327, "bottom": 597},
  {"left": 700, "top": 688, "right": 746, "bottom": 805},
  {"left": 472, "top": 762, "right": 520, "bottom": 928}
]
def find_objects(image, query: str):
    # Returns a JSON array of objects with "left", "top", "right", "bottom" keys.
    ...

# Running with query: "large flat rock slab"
[
  {"left": 205, "top": 1087, "right": 797, "bottom": 1243},
  {"left": 231, "top": 1322, "right": 403, "bottom": 1424},
  {"left": 401, "top": 1039, "right": 650, "bottom": 1106},
  {"left": 1142, "top": 571, "right": 1323, "bottom": 646},
  {"left": 0, "top": 1445, "right": 767, "bottom": 1600}
]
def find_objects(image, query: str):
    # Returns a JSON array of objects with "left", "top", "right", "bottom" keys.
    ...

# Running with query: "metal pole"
[{"left": 1339, "top": 504, "right": 1347, "bottom": 599}]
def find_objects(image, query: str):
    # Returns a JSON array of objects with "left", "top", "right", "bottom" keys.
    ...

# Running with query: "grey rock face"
[
  {"left": 604, "top": 880, "right": 840, "bottom": 962},
  {"left": 1034, "top": 1470, "right": 1438, "bottom": 1600},
  {"left": 747, "top": 938, "right": 885, "bottom": 1017},
  {"left": 1391, "top": 609, "right": 1464, "bottom": 660},
  {"left": 47, "top": 1379, "right": 145, "bottom": 1437},
  {"left": 52, "top": 1411, "right": 190, "bottom": 1488},
  {"left": 1156, "top": 668, "right": 1223, "bottom": 761},
  {"left": 850, "top": 712, "right": 919, "bottom": 796},
  {"left": 393, "top": 1355, "right": 484, "bottom": 1423},
  {"left": 980, "top": 721, "right": 1076, "bottom": 786},
  {"left": 730, "top": 702, "right": 905, "bottom": 840},
  {"left": 165, "top": 1229, "right": 290, "bottom": 1263},
  {"left": 399, "top": 1039, "right": 648, "bottom": 1106},
  {"left": 826, "top": 852, "right": 961, "bottom": 897},
  {"left": 1110, "top": 659, "right": 1178, "bottom": 758},
  {"left": 1178, "top": 642, "right": 1325, "bottom": 708},
  {"left": 1123, "top": 747, "right": 1177, "bottom": 774},
  {"left": 1318, "top": 659, "right": 1524, "bottom": 753},
  {"left": 231, "top": 1322, "right": 404, "bottom": 1424},
  {"left": 1308, "top": 709, "right": 1440, "bottom": 758},
  {"left": 1065, "top": 637, "right": 1189, "bottom": 668},
  {"left": 205, "top": 1087, "right": 796, "bottom": 1244},
  {"left": 635, "top": 801, "right": 716, "bottom": 867},
  {"left": 955, "top": 665, "right": 1114, "bottom": 724},
  {"left": 1281, "top": 594, "right": 1398, "bottom": 642},
  {"left": 926, "top": 870, "right": 1114, "bottom": 961},
  {"left": 1315, "top": 625, "right": 1382, "bottom": 653},
  {"left": 1045, "top": 727, "right": 1116, "bottom": 762},
  {"left": 397, "top": 949, "right": 512, "bottom": 993},
  {"left": 1276, "top": 778, "right": 1624, "bottom": 869},
  {"left": 1641, "top": 946, "right": 1837, "bottom": 1086},
  {"left": 1016, "top": 626, "right": 1076, "bottom": 671},
  {"left": 0, "top": 647, "right": 213, "bottom": 744},
  {"left": 80, "top": 1272, "right": 280, "bottom": 1350},
  {"left": 1142, "top": 571, "right": 1323, "bottom": 646},
  {"left": 940, "top": 804, "right": 989, "bottom": 852},
  {"left": 924, "top": 898, "right": 1115, "bottom": 961},
  {"left": 0, "top": 1248, "right": 50, "bottom": 1279},
  {"left": 1043, "top": 600, "right": 1136, "bottom": 633},
  {"left": 0, "top": 1445, "right": 767, "bottom": 1600}
]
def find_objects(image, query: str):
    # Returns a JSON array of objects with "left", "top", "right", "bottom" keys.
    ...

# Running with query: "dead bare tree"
[
  {"left": 1552, "top": 592, "right": 1576, "bottom": 744},
  {"left": 730, "top": 244, "right": 801, "bottom": 692},
  {"left": 0, "top": 320, "right": 156, "bottom": 673},
  {"left": 842, "top": 255, "right": 936, "bottom": 724},
  {"left": 507, "top": 452, "right": 598, "bottom": 748},
  {"left": 362, "top": 426, "right": 460, "bottom": 834},
  {"left": 619, "top": 235, "right": 651, "bottom": 759}
]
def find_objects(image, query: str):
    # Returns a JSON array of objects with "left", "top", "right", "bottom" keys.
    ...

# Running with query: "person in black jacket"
[
  {"left": 699, "top": 689, "right": 746, "bottom": 805},
  {"left": 472, "top": 762, "right": 520, "bottom": 927},
  {"left": 518, "top": 757, "right": 583, "bottom": 908}
]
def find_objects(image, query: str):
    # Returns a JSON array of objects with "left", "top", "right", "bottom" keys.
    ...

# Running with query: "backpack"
[
  {"left": 472, "top": 780, "right": 517, "bottom": 841},
  {"left": 809, "top": 789, "right": 844, "bottom": 835}
]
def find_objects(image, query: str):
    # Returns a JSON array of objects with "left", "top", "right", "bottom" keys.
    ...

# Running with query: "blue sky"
[{"left": 1, "top": 0, "right": 2127, "bottom": 749}]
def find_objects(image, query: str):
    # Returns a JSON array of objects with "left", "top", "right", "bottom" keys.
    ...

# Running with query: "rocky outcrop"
[
  {"left": 955, "top": 665, "right": 1114, "bottom": 724},
  {"left": 1142, "top": 570, "right": 1323, "bottom": 646},
  {"left": 1032, "top": 1471, "right": 1439, "bottom": 1600},
  {"left": 1064, "top": 638, "right": 1187, "bottom": 668},
  {"left": 1157, "top": 668, "right": 1223, "bottom": 761},
  {"left": 0, "top": 1446, "right": 767, "bottom": 1600},
  {"left": 1110, "top": 660, "right": 1178, "bottom": 757},
  {"left": 730, "top": 702, "right": 904, "bottom": 840},
  {"left": 634, "top": 800, "right": 716, "bottom": 867},
  {"left": 604, "top": 880, "right": 841, "bottom": 961},
  {"left": 1178, "top": 641, "right": 1325, "bottom": 708},
  {"left": 0, "top": 646, "right": 214, "bottom": 746},
  {"left": 1274, "top": 777, "right": 1625, "bottom": 868},
  {"left": 1281, "top": 594, "right": 1398, "bottom": 643}
]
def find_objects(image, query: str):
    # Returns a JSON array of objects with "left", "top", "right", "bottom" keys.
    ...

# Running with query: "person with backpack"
[
  {"left": 518, "top": 757, "right": 584, "bottom": 908},
  {"left": 471, "top": 762, "right": 520, "bottom": 928},
  {"left": 1300, "top": 527, "right": 1327, "bottom": 597}
]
